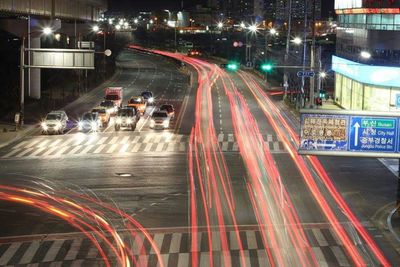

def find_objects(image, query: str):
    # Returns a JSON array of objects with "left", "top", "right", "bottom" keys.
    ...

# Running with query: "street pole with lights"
[
  {"left": 283, "top": 0, "right": 293, "bottom": 100},
  {"left": 309, "top": 0, "right": 317, "bottom": 108},
  {"left": 19, "top": 27, "right": 53, "bottom": 127}
]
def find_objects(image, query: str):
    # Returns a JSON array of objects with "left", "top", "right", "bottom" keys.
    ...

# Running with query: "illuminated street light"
[
  {"left": 292, "top": 37, "right": 302, "bottom": 45},
  {"left": 115, "top": 24, "right": 121, "bottom": 30},
  {"left": 319, "top": 72, "right": 327, "bottom": 78},
  {"left": 43, "top": 27, "right": 53, "bottom": 35},
  {"left": 248, "top": 24, "right": 258, "bottom": 33},
  {"left": 360, "top": 51, "right": 371, "bottom": 59},
  {"left": 134, "top": 18, "right": 139, "bottom": 24},
  {"left": 93, "top": 25, "right": 100, "bottom": 32},
  {"left": 217, "top": 22, "right": 223, "bottom": 29},
  {"left": 270, "top": 28, "right": 277, "bottom": 35},
  {"left": 240, "top": 22, "right": 246, "bottom": 28}
]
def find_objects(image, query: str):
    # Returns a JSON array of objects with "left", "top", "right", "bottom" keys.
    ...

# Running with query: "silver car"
[
  {"left": 41, "top": 110, "right": 68, "bottom": 135},
  {"left": 150, "top": 111, "right": 171, "bottom": 129},
  {"left": 78, "top": 112, "right": 102, "bottom": 132}
]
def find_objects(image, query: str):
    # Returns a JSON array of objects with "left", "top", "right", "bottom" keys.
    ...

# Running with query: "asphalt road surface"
[{"left": 0, "top": 49, "right": 399, "bottom": 266}]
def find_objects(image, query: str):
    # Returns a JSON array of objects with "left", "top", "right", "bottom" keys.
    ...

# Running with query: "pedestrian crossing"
[
  {"left": 0, "top": 228, "right": 351, "bottom": 266},
  {"left": 0, "top": 133, "right": 286, "bottom": 159}
]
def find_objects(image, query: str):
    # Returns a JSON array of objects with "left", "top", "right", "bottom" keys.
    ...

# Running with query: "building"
[
  {"left": 333, "top": 0, "right": 400, "bottom": 111},
  {"left": 276, "top": 0, "right": 321, "bottom": 22}
]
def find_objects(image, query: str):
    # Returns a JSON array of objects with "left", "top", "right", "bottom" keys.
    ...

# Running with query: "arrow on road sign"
[{"left": 353, "top": 122, "right": 360, "bottom": 146}]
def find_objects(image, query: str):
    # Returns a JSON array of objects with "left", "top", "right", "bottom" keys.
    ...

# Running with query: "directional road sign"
[
  {"left": 299, "top": 109, "right": 400, "bottom": 158},
  {"left": 297, "top": 71, "right": 315, "bottom": 78}
]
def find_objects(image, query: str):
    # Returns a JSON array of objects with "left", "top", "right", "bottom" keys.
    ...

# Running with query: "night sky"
[{"left": 108, "top": 0, "right": 335, "bottom": 18}]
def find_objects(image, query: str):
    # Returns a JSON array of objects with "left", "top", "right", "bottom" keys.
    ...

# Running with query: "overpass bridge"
[{"left": 0, "top": 0, "right": 108, "bottom": 100}]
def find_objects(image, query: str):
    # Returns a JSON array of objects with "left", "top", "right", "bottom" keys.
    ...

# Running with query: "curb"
[
  {"left": 0, "top": 125, "right": 38, "bottom": 150},
  {"left": 387, "top": 205, "right": 400, "bottom": 243}
]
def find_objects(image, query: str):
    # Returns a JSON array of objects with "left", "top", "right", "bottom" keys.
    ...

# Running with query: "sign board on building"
[
  {"left": 297, "top": 71, "right": 315, "bottom": 78},
  {"left": 28, "top": 48, "right": 94, "bottom": 70},
  {"left": 299, "top": 109, "right": 400, "bottom": 158},
  {"left": 396, "top": 94, "right": 400, "bottom": 108},
  {"left": 335, "top": 0, "right": 362, "bottom": 9},
  {"left": 77, "top": 41, "right": 95, "bottom": 49}
]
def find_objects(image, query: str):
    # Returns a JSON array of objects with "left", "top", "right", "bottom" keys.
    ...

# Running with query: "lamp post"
[
  {"left": 19, "top": 27, "right": 53, "bottom": 128},
  {"left": 246, "top": 24, "right": 258, "bottom": 66},
  {"left": 283, "top": 0, "right": 293, "bottom": 100}
]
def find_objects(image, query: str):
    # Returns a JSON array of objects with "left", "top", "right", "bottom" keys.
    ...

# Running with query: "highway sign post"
[{"left": 299, "top": 109, "right": 400, "bottom": 158}]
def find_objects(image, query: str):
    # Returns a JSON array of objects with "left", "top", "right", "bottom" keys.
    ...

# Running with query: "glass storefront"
[{"left": 335, "top": 73, "right": 400, "bottom": 112}]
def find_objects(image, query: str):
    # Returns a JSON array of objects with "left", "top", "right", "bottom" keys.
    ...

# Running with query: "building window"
[{"left": 364, "top": 85, "right": 391, "bottom": 111}]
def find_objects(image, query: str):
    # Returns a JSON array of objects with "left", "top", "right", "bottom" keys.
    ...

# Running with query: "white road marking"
[
  {"left": 155, "top": 143, "right": 164, "bottom": 152},
  {"left": 41, "top": 146, "right": 60, "bottom": 157},
  {"left": 79, "top": 145, "right": 95, "bottom": 155},
  {"left": 93, "top": 144, "right": 106, "bottom": 154},
  {"left": 43, "top": 240, "right": 64, "bottom": 262},
  {"left": 19, "top": 241, "right": 41, "bottom": 264},
  {"left": 144, "top": 143, "right": 153, "bottom": 152},
  {"left": 106, "top": 144, "right": 118, "bottom": 153},
  {"left": 119, "top": 144, "right": 129, "bottom": 153},
  {"left": 119, "top": 136, "right": 130, "bottom": 144},
  {"left": 24, "top": 139, "right": 42, "bottom": 149},
  {"left": 96, "top": 136, "right": 109, "bottom": 145},
  {"left": 0, "top": 242, "right": 21, "bottom": 265},
  {"left": 64, "top": 239, "right": 83, "bottom": 261},
  {"left": 13, "top": 140, "right": 29, "bottom": 150},
  {"left": 131, "top": 143, "right": 142, "bottom": 153},
  {"left": 53, "top": 146, "right": 71, "bottom": 157},
  {"left": 67, "top": 145, "right": 83, "bottom": 155},
  {"left": 15, "top": 147, "right": 35, "bottom": 158}
]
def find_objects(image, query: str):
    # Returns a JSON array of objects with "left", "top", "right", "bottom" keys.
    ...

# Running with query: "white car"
[
  {"left": 41, "top": 110, "right": 68, "bottom": 135},
  {"left": 150, "top": 111, "right": 171, "bottom": 129}
]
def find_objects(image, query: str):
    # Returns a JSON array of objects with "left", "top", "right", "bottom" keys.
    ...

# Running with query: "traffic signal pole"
[
  {"left": 309, "top": 0, "right": 317, "bottom": 108},
  {"left": 283, "top": 0, "right": 292, "bottom": 100}
]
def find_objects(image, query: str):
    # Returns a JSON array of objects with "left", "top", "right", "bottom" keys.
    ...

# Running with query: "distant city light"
[
  {"left": 217, "top": 22, "right": 223, "bottom": 29},
  {"left": 93, "top": 25, "right": 100, "bottom": 32},
  {"left": 240, "top": 22, "right": 246, "bottom": 28},
  {"left": 248, "top": 24, "right": 258, "bottom": 33},
  {"left": 43, "top": 27, "right": 52, "bottom": 35},
  {"left": 360, "top": 51, "right": 371, "bottom": 59},
  {"left": 320, "top": 72, "right": 327, "bottom": 78},
  {"left": 270, "top": 28, "right": 277, "bottom": 35},
  {"left": 115, "top": 24, "right": 121, "bottom": 30},
  {"left": 292, "top": 37, "right": 302, "bottom": 45},
  {"left": 134, "top": 18, "right": 139, "bottom": 24}
]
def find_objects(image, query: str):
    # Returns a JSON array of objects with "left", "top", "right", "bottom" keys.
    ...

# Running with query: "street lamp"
[
  {"left": 19, "top": 27, "right": 53, "bottom": 127},
  {"left": 248, "top": 24, "right": 258, "bottom": 33},
  {"left": 292, "top": 37, "right": 302, "bottom": 45},
  {"left": 217, "top": 22, "right": 223, "bottom": 29},
  {"left": 360, "top": 51, "right": 371, "bottom": 59},
  {"left": 240, "top": 22, "right": 246, "bottom": 29},
  {"left": 92, "top": 25, "right": 100, "bottom": 32},
  {"left": 319, "top": 71, "right": 327, "bottom": 78},
  {"left": 270, "top": 28, "right": 277, "bottom": 35}
]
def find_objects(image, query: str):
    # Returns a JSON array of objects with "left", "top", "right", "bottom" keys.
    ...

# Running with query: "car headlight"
[
  {"left": 148, "top": 97, "right": 154, "bottom": 103},
  {"left": 54, "top": 122, "right": 62, "bottom": 130},
  {"left": 116, "top": 118, "right": 122, "bottom": 124},
  {"left": 41, "top": 122, "right": 48, "bottom": 130},
  {"left": 78, "top": 121, "right": 83, "bottom": 130},
  {"left": 91, "top": 121, "right": 98, "bottom": 130},
  {"left": 126, "top": 118, "right": 133, "bottom": 124}
]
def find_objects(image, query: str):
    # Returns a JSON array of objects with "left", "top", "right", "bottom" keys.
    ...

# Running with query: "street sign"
[
  {"left": 299, "top": 109, "right": 400, "bottom": 158},
  {"left": 27, "top": 48, "right": 94, "bottom": 70},
  {"left": 77, "top": 41, "right": 95, "bottom": 49},
  {"left": 297, "top": 71, "right": 315, "bottom": 78}
]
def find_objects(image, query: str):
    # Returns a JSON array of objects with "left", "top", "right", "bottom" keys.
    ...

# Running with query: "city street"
[{"left": 0, "top": 48, "right": 399, "bottom": 266}]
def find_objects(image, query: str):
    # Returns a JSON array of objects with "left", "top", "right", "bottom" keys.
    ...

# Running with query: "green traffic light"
[
  {"left": 227, "top": 63, "right": 238, "bottom": 71},
  {"left": 261, "top": 64, "right": 273, "bottom": 72}
]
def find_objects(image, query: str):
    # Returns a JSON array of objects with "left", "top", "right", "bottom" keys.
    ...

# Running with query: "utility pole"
[
  {"left": 299, "top": 0, "right": 308, "bottom": 109},
  {"left": 283, "top": 0, "right": 292, "bottom": 100},
  {"left": 19, "top": 36, "right": 25, "bottom": 127},
  {"left": 309, "top": 0, "right": 316, "bottom": 108}
]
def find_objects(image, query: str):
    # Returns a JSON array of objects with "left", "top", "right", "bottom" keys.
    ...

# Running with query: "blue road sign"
[
  {"left": 396, "top": 94, "right": 400, "bottom": 108},
  {"left": 299, "top": 110, "right": 400, "bottom": 158},
  {"left": 349, "top": 117, "right": 397, "bottom": 152},
  {"left": 297, "top": 71, "right": 315, "bottom": 78}
]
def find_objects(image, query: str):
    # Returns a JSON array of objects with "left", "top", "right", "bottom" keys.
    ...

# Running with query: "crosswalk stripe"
[
  {"left": 199, "top": 252, "right": 209, "bottom": 267},
  {"left": 86, "top": 247, "right": 98, "bottom": 258},
  {"left": 229, "top": 232, "right": 239, "bottom": 250},
  {"left": 169, "top": 233, "right": 182, "bottom": 254},
  {"left": 37, "top": 139, "right": 51, "bottom": 148},
  {"left": 330, "top": 246, "right": 350, "bottom": 266},
  {"left": 64, "top": 239, "right": 82, "bottom": 261},
  {"left": 19, "top": 241, "right": 41, "bottom": 264},
  {"left": 120, "top": 136, "right": 130, "bottom": 145},
  {"left": 106, "top": 144, "right": 118, "bottom": 153},
  {"left": 312, "top": 229, "right": 328, "bottom": 247},
  {"left": 79, "top": 145, "right": 95, "bottom": 155},
  {"left": 256, "top": 249, "right": 270, "bottom": 267},
  {"left": 177, "top": 253, "right": 189, "bottom": 267},
  {"left": 312, "top": 247, "right": 329, "bottom": 267},
  {"left": 131, "top": 136, "right": 140, "bottom": 143},
  {"left": 246, "top": 231, "right": 257, "bottom": 249},
  {"left": 273, "top": 141, "right": 280, "bottom": 151},
  {"left": 96, "top": 136, "right": 109, "bottom": 145},
  {"left": 13, "top": 140, "right": 29, "bottom": 150},
  {"left": 2, "top": 148, "right": 23, "bottom": 158},
  {"left": 144, "top": 143, "right": 153, "bottom": 152},
  {"left": 150, "top": 234, "right": 164, "bottom": 254},
  {"left": 167, "top": 142, "right": 175, "bottom": 152},
  {"left": 73, "top": 137, "right": 86, "bottom": 146},
  {"left": 228, "top": 134, "right": 234, "bottom": 142},
  {"left": 143, "top": 135, "right": 152, "bottom": 143},
  {"left": 61, "top": 137, "right": 76, "bottom": 147},
  {"left": 53, "top": 146, "right": 70, "bottom": 157},
  {"left": 232, "top": 143, "right": 239, "bottom": 152},
  {"left": 43, "top": 240, "right": 64, "bottom": 262},
  {"left": 67, "top": 145, "right": 83, "bottom": 156},
  {"left": 156, "top": 143, "right": 165, "bottom": 152},
  {"left": 109, "top": 137, "right": 119, "bottom": 145},
  {"left": 48, "top": 139, "right": 62, "bottom": 147},
  {"left": 15, "top": 147, "right": 35, "bottom": 158},
  {"left": 131, "top": 143, "right": 142, "bottom": 153},
  {"left": 221, "top": 142, "right": 228, "bottom": 151},
  {"left": 0, "top": 243, "right": 21, "bottom": 265},
  {"left": 267, "top": 135, "right": 273, "bottom": 142},
  {"left": 93, "top": 144, "right": 106, "bottom": 154},
  {"left": 119, "top": 144, "right": 129, "bottom": 154},
  {"left": 218, "top": 134, "right": 224, "bottom": 142},
  {"left": 83, "top": 136, "right": 99, "bottom": 146},
  {"left": 41, "top": 146, "right": 60, "bottom": 157},
  {"left": 24, "top": 139, "right": 42, "bottom": 149},
  {"left": 29, "top": 146, "right": 48, "bottom": 157},
  {"left": 179, "top": 143, "right": 186, "bottom": 152}
]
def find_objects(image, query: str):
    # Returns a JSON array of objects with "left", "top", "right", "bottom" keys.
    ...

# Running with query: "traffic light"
[
  {"left": 261, "top": 63, "right": 273, "bottom": 72},
  {"left": 227, "top": 62, "right": 239, "bottom": 71}
]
